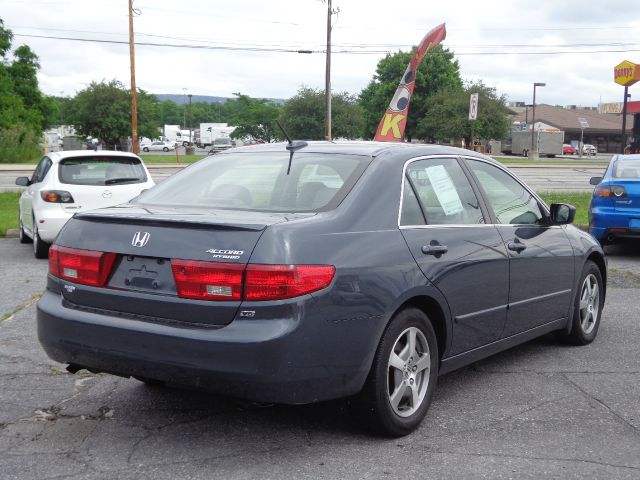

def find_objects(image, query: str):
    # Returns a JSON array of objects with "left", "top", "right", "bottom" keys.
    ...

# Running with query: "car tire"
[
  {"left": 559, "top": 260, "right": 604, "bottom": 345},
  {"left": 142, "top": 147, "right": 149, "bottom": 152},
  {"left": 522, "top": 149, "right": 528, "bottom": 157},
  {"left": 32, "top": 220, "right": 50, "bottom": 259},
  {"left": 163, "top": 147, "right": 169, "bottom": 152},
  {"left": 183, "top": 141, "right": 189, "bottom": 147},
  {"left": 19, "top": 213, "right": 32, "bottom": 244},
  {"left": 353, "top": 308, "right": 439, "bottom": 437}
]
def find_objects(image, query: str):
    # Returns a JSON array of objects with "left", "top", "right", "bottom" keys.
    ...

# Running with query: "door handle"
[
  {"left": 507, "top": 241, "right": 526, "bottom": 253},
  {"left": 422, "top": 244, "right": 448, "bottom": 256}
]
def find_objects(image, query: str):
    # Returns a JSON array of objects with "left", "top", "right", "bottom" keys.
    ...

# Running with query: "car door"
[
  {"left": 21, "top": 157, "right": 52, "bottom": 232},
  {"left": 399, "top": 156, "right": 510, "bottom": 355},
  {"left": 464, "top": 158, "right": 575, "bottom": 336}
]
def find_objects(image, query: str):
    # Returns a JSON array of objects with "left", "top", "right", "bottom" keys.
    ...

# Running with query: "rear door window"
[
  {"left": 613, "top": 159, "right": 640, "bottom": 178},
  {"left": 403, "top": 157, "right": 485, "bottom": 225},
  {"left": 58, "top": 156, "right": 147, "bottom": 186}
]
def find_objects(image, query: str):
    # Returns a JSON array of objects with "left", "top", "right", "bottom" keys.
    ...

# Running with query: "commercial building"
[{"left": 508, "top": 103, "right": 638, "bottom": 153}]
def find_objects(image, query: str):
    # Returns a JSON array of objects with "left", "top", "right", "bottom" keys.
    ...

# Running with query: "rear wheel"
[
  {"left": 559, "top": 261, "right": 603, "bottom": 345},
  {"left": 142, "top": 147, "right": 149, "bottom": 152},
  {"left": 163, "top": 147, "right": 169, "bottom": 152},
  {"left": 32, "top": 220, "right": 50, "bottom": 259},
  {"left": 522, "top": 149, "right": 528, "bottom": 157},
  {"left": 353, "top": 308, "right": 438, "bottom": 437}
]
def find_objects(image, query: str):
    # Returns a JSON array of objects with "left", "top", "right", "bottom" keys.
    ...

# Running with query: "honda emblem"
[{"left": 131, "top": 231, "right": 150, "bottom": 248}]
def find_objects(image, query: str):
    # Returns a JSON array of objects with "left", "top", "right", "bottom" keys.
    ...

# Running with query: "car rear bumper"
[
  {"left": 36, "top": 209, "right": 73, "bottom": 243},
  {"left": 590, "top": 206, "right": 640, "bottom": 241},
  {"left": 37, "top": 289, "right": 369, "bottom": 405}
]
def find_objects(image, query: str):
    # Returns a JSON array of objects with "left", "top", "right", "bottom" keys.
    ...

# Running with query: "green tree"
[
  {"left": 229, "top": 93, "right": 281, "bottom": 143},
  {"left": 416, "top": 81, "right": 511, "bottom": 146},
  {"left": 359, "top": 45, "right": 462, "bottom": 140},
  {"left": 0, "top": 18, "right": 54, "bottom": 162},
  {"left": 66, "top": 80, "right": 160, "bottom": 147},
  {"left": 278, "top": 87, "right": 364, "bottom": 140}
]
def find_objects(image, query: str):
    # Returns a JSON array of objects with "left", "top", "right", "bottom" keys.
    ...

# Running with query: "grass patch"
[
  {"left": 0, "top": 192, "right": 20, "bottom": 236},
  {"left": 138, "top": 154, "right": 206, "bottom": 164},
  {"left": 538, "top": 191, "right": 591, "bottom": 225}
]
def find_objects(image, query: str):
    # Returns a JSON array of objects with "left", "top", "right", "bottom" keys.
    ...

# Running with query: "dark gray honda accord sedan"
[{"left": 38, "top": 141, "right": 606, "bottom": 436}]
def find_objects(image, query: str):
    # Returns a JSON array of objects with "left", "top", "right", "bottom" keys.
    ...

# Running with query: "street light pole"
[
  {"left": 621, "top": 88, "right": 630, "bottom": 153},
  {"left": 530, "top": 82, "right": 546, "bottom": 156},
  {"left": 188, "top": 93, "right": 193, "bottom": 146}
]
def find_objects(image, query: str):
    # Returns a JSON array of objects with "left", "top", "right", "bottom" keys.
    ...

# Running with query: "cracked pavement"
[{"left": 1, "top": 238, "right": 639, "bottom": 479}]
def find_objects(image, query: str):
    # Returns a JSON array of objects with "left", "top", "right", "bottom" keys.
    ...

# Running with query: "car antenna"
[{"left": 275, "top": 120, "right": 307, "bottom": 175}]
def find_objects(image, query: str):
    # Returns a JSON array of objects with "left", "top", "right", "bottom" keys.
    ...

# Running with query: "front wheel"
[
  {"left": 142, "top": 147, "right": 149, "bottom": 152},
  {"left": 162, "top": 147, "right": 169, "bottom": 152},
  {"left": 353, "top": 308, "right": 439, "bottom": 437},
  {"left": 559, "top": 261, "right": 604, "bottom": 345}
]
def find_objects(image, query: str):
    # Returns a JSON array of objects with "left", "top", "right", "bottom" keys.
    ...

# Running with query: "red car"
[{"left": 563, "top": 144, "right": 576, "bottom": 155}]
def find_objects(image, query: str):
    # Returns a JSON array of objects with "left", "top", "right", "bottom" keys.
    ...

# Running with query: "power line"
[{"left": 12, "top": 32, "right": 640, "bottom": 57}]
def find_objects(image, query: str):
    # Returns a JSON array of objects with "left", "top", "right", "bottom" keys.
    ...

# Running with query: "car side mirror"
[
  {"left": 550, "top": 203, "right": 576, "bottom": 225},
  {"left": 15, "top": 176, "right": 30, "bottom": 186},
  {"left": 589, "top": 176, "right": 602, "bottom": 185}
]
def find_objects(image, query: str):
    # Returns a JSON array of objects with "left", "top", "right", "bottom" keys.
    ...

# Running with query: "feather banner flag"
[{"left": 373, "top": 23, "right": 447, "bottom": 142}]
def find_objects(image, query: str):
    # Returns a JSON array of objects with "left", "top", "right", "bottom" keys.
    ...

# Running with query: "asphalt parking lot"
[{"left": 1, "top": 238, "right": 639, "bottom": 479}]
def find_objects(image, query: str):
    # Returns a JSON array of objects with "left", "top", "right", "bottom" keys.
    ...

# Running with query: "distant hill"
[{"left": 154, "top": 94, "right": 286, "bottom": 105}]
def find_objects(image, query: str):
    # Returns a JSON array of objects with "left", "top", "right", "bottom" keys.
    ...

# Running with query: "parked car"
[
  {"left": 37, "top": 142, "right": 606, "bottom": 436},
  {"left": 583, "top": 144, "right": 597, "bottom": 156},
  {"left": 589, "top": 153, "right": 640, "bottom": 244},
  {"left": 208, "top": 137, "right": 233, "bottom": 155},
  {"left": 142, "top": 141, "right": 175, "bottom": 152},
  {"left": 15, "top": 151, "right": 155, "bottom": 258},
  {"left": 563, "top": 144, "right": 576, "bottom": 155}
]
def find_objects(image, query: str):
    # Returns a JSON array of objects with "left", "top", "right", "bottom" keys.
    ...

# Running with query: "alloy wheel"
[
  {"left": 387, "top": 327, "right": 431, "bottom": 418},
  {"left": 579, "top": 273, "right": 600, "bottom": 334}
]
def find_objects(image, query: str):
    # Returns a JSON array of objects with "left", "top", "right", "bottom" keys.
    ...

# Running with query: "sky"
[{"left": 1, "top": 0, "right": 639, "bottom": 107}]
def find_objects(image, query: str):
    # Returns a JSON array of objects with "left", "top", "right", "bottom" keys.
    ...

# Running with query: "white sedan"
[
  {"left": 15, "top": 151, "right": 155, "bottom": 258},
  {"left": 141, "top": 141, "right": 175, "bottom": 152}
]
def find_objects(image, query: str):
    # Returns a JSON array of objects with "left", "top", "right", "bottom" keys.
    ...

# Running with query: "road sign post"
[
  {"left": 469, "top": 93, "right": 478, "bottom": 150},
  {"left": 578, "top": 117, "right": 589, "bottom": 159}
]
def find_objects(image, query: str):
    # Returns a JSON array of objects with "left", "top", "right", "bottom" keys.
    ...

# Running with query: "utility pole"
[
  {"left": 128, "top": 0, "right": 138, "bottom": 154},
  {"left": 621, "top": 87, "right": 630, "bottom": 153},
  {"left": 324, "top": 0, "right": 332, "bottom": 141},
  {"left": 188, "top": 93, "right": 193, "bottom": 147}
]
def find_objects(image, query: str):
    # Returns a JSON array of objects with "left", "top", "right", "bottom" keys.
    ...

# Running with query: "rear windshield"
[
  {"left": 613, "top": 159, "right": 640, "bottom": 179},
  {"left": 133, "top": 151, "right": 371, "bottom": 212},
  {"left": 58, "top": 156, "right": 147, "bottom": 186}
]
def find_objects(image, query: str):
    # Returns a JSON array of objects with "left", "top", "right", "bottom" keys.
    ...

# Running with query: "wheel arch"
[
  {"left": 390, "top": 294, "right": 450, "bottom": 362},
  {"left": 587, "top": 250, "right": 607, "bottom": 301}
]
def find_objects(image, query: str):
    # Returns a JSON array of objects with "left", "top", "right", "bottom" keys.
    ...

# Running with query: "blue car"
[{"left": 589, "top": 154, "right": 640, "bottom": 244}]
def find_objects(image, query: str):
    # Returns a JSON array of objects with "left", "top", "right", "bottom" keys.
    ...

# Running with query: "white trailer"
[
  {"left": 502, "top": 129, "right": 564, "bottom": 157},
  {"left": 196, "top": 123, "right": 236, "bottom": 148}
]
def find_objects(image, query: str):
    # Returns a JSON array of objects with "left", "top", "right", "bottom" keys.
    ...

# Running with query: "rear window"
[
  {"left": 134, "top": 151, "right": 371, "bottom": 212},
  {"left": 58, "top": 156, "right": 147, "bottom": 186},
  {"left": 613, "top": 159, "right": 640, "bottom": 179}
]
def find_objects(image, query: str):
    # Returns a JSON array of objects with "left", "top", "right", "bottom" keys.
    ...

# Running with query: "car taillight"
[
  {"left": 41, "top": 190, "right": 74, "bottom": 203},
  {"left": 170, "top": 261, "right": 335, "bottom": 301},
  {"left": 594, "top": 185, "right": 627, "bottom": 198},
  {"left": 245, "top": 264, "right": 336, "bottom": 300},
  {"left": 171, "top": 260, "right": 244, "bottom": 300},
  {"left": 49, "top": 245, "right": 116, "bottom": 287}
]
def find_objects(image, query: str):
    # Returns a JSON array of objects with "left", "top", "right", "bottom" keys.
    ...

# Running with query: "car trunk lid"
[{"left": 54, "top": 205, "right": 311, "bottom": 326}]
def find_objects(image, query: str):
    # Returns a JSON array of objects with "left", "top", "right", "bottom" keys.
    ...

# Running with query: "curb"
[{"left": 5, "top": 229, "right": 19, "bottom": 238}]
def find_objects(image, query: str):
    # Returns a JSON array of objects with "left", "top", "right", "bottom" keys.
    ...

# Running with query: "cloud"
[{"left": 1, "top": 0, "right": 638, "bottom": 108}]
